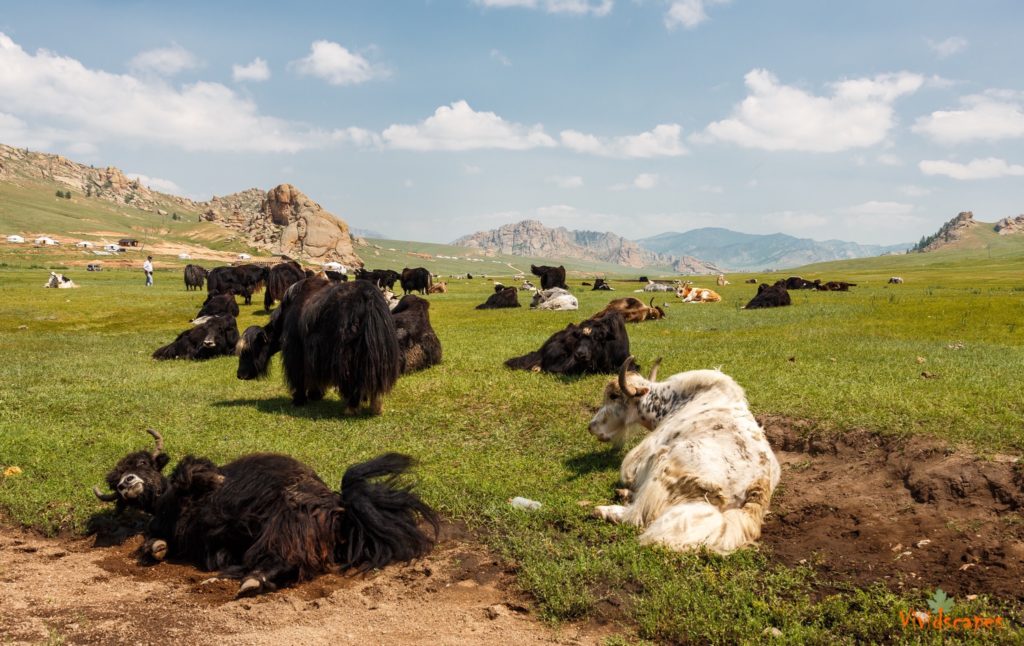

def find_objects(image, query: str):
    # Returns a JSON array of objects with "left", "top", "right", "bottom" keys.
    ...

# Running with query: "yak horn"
[
  {"left": 649, "top": 297, "right": 655, "bottom": 309},
  {"left": 618, "top": 356, "right": 638, "bottom": 397},
  {"left": 93, "top": 486, "right": 117, "bottom": 502},
  {"left": 648, "top": 357, "right": 663, "bottom": 382},
  {"left": 147, "top": 428, "right": 164, "bottom": 459}
]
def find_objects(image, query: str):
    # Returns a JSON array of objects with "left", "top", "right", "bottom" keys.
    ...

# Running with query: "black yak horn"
[
  {"left": 147, "top": 428, "right": 164, "bottom": 458},
  {"left": 648, "top": 297, "right": 655, "bottom": 309},
  {"left": 648, "top": 357, "right": 662, "bottom": 382},
  {"left": 92, "top": 486, "right": 117, "bottom": 502},
  {"left": 618, "top": 356, "right": 638, "bottom": 397}
]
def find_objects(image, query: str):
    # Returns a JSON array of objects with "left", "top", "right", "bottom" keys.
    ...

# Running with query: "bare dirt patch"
[
  {"left": 759, "top": 416, "right": 1024, "bottom": 600},
  {"left": 0, "top": 522, "right": 612, "bottom": 645}
]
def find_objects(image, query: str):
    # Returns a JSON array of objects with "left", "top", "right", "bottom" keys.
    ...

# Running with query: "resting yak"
[
  {"left": 92, "top": 429, "right": 438, "bottom": 597},
  {"left": 391, "top": 295, "right": 442, "bottom": 373},
  {"left": 193, "top": 292, "right": 239, "bottom": 321},
  {"left": 744, "top": 281, "right": 791, "bottom": 309},
  {"left": 400, "top": 267, "right": 432, "bottom": 295},
  {"left": 593, "top": 297, "right": 665, "bottom": 323},
  {"left": 153, "top": 315, "right": 239, "bottom": 361},
  {"left": 476, "top": 286, "right": 520, "bottom": 310},
  {"left": 505, "top": 312, "right": 630, "bottom": 375},
  {"left": 592, "top": 278, "right": 613, "bottom": 291},
  {"left": 530, "top": 287, "right": 579, "bottom": 311},
  {"left": 183, "top": 264, "right": 208, "bottom": 291},
  {"left": 236, "top": 277, "right": 401, "bottom": 414},
  {"left": 207, "top": 265, "right": 268, "bottom": 305},
  {"left": 355, "top": 268, "right": 401, "bottom": 290},
  {"left": 264, "top": 261, "right": 306, "bottom": 311},
  {"left": 530, "top": 264, "right": 568, "bottom": 290}
]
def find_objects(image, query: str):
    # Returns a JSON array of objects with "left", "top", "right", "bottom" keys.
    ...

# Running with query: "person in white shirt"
[{"left": 143, "top": 256, "right": 153, "bottom": 287}]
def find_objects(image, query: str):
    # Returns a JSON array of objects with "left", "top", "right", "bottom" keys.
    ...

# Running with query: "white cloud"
[
  {"left": 128, "top": 44, "right": 198, "bottom": 76},
  {"left": 463, "top": 163, "right": 483, "bottom": 175},
  {"left": 912, "top": 90, "right": 1024, "bottom": 144},
  {"left": 489, "top": 49, "right": 512, "bottom": 67},
  {"left": 290, "top": 40, "right": 385, "bottom": 86},
  {"left": 843, "top": 201, "right": 914, "bottom": 217},
  {"left": 919, "top": 157, "right": 1024, "bottom": 180},
  {"left": 126, "top": 172, "right": 184, "bottom": 194},
  {"left": 0, "top": 32, "right": 333, "bottom": 153},
  {"left": 547, "top": 175, "right": 584, "bottom": 188},
  {"left": 665, "top": 0, "right": 729, "bottom": 30},
  {"left": 560, "top": 124, "right": 686, "bottom": 158},
  {"left": 899, "top": 184, "right": 933, "bottom": 197},
  {"left": 473, "top": 0, "right": 613, "bottom": 16},
  {"left": 381, "top": 100, "right": 556, "bottom": 151},
  {"left": 611, "top": 173, "right": 658, "bottom": 190},
  {"left": 876, "top": 153, "right": 903, "bottom": 166},
  {"left": 232, "top": 58, "right": 270, "bottom": 82},
  {"left": 927, "top": 36, "right": 968, "bottom": 59}
]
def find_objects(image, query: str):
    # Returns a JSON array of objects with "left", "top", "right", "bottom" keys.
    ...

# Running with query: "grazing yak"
[
  {"left": 530, "top": 264, "right": 568, "bottom": 290},
  {"left": 92, "top": 429, "right": 438, "bottom": 597},
  {"left": 476, "top": 286, "right": 521, "bottom": 310},
  {"left": 193, "top": 292, "right": 240, "bottom": 321},
  {"left": 183, "top": 264, "right": 208, "bottom": 291},
  {"left": 505, "top": 312, "right": 631, "bottom": 375},
  {"left": 44, "top": 272, "right": 78, "bottom": 289},
  {"left": 355, "top": 268, "right": 401, "bottom": 289},
  {"left": 264, "top": 261, "right": 306, "bottom": 311},
  {"left": 677, "top": 285, "right": 722, "bottom": 303},
  {"left": 587, "top": 357, "right": 780, "bottom": 555},
  {"left": 592, "top": 278, "right": 614, "bottom": 291},
  {"left": 153, "top": 315, "right": 239, "bottom": 361},
  {"left": 391, "top": 295, "right": 442, "bottom": 374},
  {"left": 400, "top": 267, "right": 432, "bottom": 295},
  {"left": 531, "top": 287, "right": 579, "bottom": 311},
  {"left": 744, "top": 281, "right": 791, "bottom": 309},
  {"left": 593, "top": 297, "right": 665, "bottom": 323},
  {"left": 207, "top": 265, "right": 268, "bottom": 305}
]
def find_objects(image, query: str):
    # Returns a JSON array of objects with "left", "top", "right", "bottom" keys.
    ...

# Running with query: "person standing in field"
[{"left": 143, "top": 256, "right": 153, "bottom": 287}]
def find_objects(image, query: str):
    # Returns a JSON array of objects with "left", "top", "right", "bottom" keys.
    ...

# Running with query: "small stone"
[
  {"left": 485, "top": 604, "right": 508, "bottom": 620},
  {"left": 2, "top": 466, "right": 22, "bottom": 477},
  {"left": 916, "top": 356, "right": 926, "bottom": 364},
  {"left": 915, "top": 539, "right": 931, "bottom": 548},
  {"left": 762, "top": 627, "right": 783, "bottom": 638}
]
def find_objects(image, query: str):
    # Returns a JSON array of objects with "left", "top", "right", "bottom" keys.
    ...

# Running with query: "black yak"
[
  {"left": 817, "top": 280, "right": 857, "bottom": 291},
  {"left": 593, "top": 297, "right": 665, "bottom": 322},
  {"left": 264, "top": 261, "right": 306, "bottom": 311},
  {"left": 744, "top": 282, "right": 791, "bottom": 309},
  {"left": 592, "top": 278, "right": 613, "bottom": 291},
  {"left": 355, "top": 268, "right": 400, "bottom": 289},
  {"left": 207, "top": 265, "right": 268, "bottom": 305},
  {"left": 183, "top": 264, "right": 208, "bottom": 291},
  {"left": 530, "top": 264, "right": 568, "bottom": 290},
  {"left": 400, "top": 267, "right": 432, "bottom": 295},
  {"left": 476, "top": 286, "right": 520, "bottom": 310},
  {"left": 153, "top": 315, "right": 239, "bottom": 360},
  {"left": 784, "top": 276, "right": 820, "bottom": 290},
  {"left": 92, "top": 429, "right": 437, "bottom": 597},
  {"left": 391, "top": 295, "right": 442, "bottom": 373},
  {"left": 194, "top": 292, "right": 239, "bottom": 321},
  {"left": 505, "top": 312, "right": 631, "bottom": 375}
]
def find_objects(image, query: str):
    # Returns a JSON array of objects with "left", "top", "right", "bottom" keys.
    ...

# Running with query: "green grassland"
[{"left": 1, "top": 248, "right": 1023, "bottom": 642}]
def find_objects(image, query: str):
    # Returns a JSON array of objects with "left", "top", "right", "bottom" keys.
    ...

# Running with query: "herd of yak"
[{"left": 94, "top": 260, "right": 860, "bottom": 598}]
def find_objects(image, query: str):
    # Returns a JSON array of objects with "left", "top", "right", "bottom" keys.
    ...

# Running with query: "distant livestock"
[
  {"left": 264, "top": 261, "right": 306, "bottom": 311},
  {"left": 183, "top": 264, "right": 208, "bottom": 291},
  {"left": 531, "top": 287, "right": 579, "bottom": 311},
  {"left": 592, "top": 278, "right": 614, "bottom": 291},
  {"left": 44, "top": 272, "right": 78, "bottom": 289},
  {"left": 744, "top": 282, "right": 791, "bottom": 309},
  {"left": 888, "top": 276, "right": 904, "bottom": 284},
  {"left": 641, "top": 281, "right": 675, "bottom": 293},
  {"left": 427, "top": 281, "right": 448, "bottom": 294},
  {"left": 587, "top": 358, "right": 780, "bottom": 555},
  {"left": 355, "top": 268, "right": 401, "bottom": 290},
  {"left": 391, "top": 295, "right": 442, "bottom": 374},
  {"left": 476, "top": 287, "right": 520, "bottom": 310},
  {"left": 93, "top": 429, "right": 437, "bottom": 597},
  {"left": 530, "top": 264, "right": 568, "bottom": 290},
  {"left": 153, "top": 315, "right": 239, "bottom": 361},
  {"left": 519, "top": 280, "right": 536, "bottom": 292},
  {"left": 593, "top": 297, "right": 665, "bottom": 323},
  {"left": 784, "top": 276, "right": 819, "bottom": 290},
  {"left": 207, "top": 265, "right": 268, "bottom": 305},
  {"left": 505, "top": 312, "right": 631, "bottom": 375},
  {"left": 677, "top": 286, "right": 722, "bottom": 303},
  {"left": 744, "top": 278, "right": 758, "bottom": 284},
  {"left": 400, "top": 267, "right": 432, "bottom": 295},
  {"left": 194, "top": 292, "right": 240, "bottom": 321},
  {"left": 818, "top": 281, "right": 857, "bottom": 292},
  {"left": 717, "top": 274, "right": 730, "bottom": 286}
]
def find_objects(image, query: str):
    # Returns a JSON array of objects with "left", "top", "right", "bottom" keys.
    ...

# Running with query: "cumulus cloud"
[
  {"left": 560, "top": 124, "right": 686, "bottom": 158},
  {"left": 126, "top": 172, "right": 184, "bottom": 194},
  {"left": 912, "top": 90, "right": 1024, "bottom": 144},
  {"left": 473, "top": 0, "right": 613, "bottom": 16},
  {"left": 381, "top": 100, "right": 556, "bottom": 151},
  {"left": 232, "top": 57, "right": 270, "bottom": 82},
  {"left": 919, "top": 157, "right": 1024, "bottom": 180},
  {"left": 843, "top": 201, "right": 914, "bottom": 217},
  {"left": 490, "top": 49, "right": 512, "bottom": 67},
  {"left": 290, "top": 40, "right": 385, "bottom": 86},
  {"left": 927, "top": 36, "right": 968, "bottom": 59},
  {"left": 547, "top": 175, "right": 584, "bottom": 188},
  {"left": 899, "top": 184, "right": 933, "bottom": 197},
  {"left": 665, "top": 0, "right": 729, "bottom": 30},
  {"left": 128, "top": 44, "right": 199, "bottom": 76},
  {"left": 610, "top": 173, "right": 658, "bottom": 190},
  {"left": 698, "top": 69, "right": 923, "bottom": 152}
]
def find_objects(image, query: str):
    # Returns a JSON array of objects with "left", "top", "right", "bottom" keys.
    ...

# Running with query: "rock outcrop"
[
  {"left": 914, "top": 211, "right": 978, "bottom": 252},
  {"left": 995, "top": 215, "right": 1024, "bottom": 235}
]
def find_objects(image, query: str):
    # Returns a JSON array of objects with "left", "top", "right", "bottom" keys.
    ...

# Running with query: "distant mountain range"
[{"left": 637, "top": 228, "right": 911, "bottom": 271}]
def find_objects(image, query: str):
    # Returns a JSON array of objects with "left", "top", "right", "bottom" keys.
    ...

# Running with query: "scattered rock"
[
  {"left": 485, "top": 604, "right": 508, "bottom": 620},
  {"left": 2, "top": 466, "right": 22, "bottom": 477}
]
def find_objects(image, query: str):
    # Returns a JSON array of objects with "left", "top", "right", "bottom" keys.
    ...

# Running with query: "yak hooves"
[{"left": 237, "top": 576, "right": 264, "bottom": 598}]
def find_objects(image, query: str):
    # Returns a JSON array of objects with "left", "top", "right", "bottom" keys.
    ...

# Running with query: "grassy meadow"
[{"left": 1, "top": 251, "right": 1023, "bottom": 643}]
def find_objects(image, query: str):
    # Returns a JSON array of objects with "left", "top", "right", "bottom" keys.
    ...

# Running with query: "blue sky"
[{"left": 1, "top": 1, "right": 1022, "bottom": 245}]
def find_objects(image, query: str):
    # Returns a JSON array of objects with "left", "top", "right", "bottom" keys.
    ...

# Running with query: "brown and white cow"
[{"left": 676, "top": 285, "right": 722, "bottom": 303}]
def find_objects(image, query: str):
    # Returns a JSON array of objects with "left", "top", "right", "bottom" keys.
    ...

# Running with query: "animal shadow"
[
  {"left": 563, "top": 448, "right": 621, "bottom": 481},
  {"left": 212, "top": 397, "right": 363, "bottom": 420},
  {"left": 86, "top": 509, "right": 147, "bottom": 547}
]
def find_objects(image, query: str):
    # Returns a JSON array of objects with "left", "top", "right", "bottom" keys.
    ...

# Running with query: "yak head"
[
  {"left": 93, "top": 429, "right": 170, "bottom": 513},
  {"left": 236, "top": 325, "right": 272, "bottom": 380},
  {"left": 588, "top": 356, "right": 660, "bottom": 447}
]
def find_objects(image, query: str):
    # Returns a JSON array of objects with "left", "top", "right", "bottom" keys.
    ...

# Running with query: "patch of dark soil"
[{"left": 759, "top": 415, "right": 1024, "bottom": 601}]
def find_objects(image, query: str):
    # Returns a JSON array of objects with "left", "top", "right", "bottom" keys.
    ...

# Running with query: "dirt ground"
[{"left": 0, "top": 523, "right": 612, "bottom": 646}]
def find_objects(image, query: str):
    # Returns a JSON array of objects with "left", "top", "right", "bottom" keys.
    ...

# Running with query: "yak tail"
[
  {"left": 336, "top": 453, "right": 438, "bottom": 572},
  {"left": 504, "top": 351, "right": 541, "bottom": 371},
  {"left": 638, "top": 477, "right": 772, "bottom": 555},
  {"left": 263, "top": 284, "right": 275, "bottom": 311}
]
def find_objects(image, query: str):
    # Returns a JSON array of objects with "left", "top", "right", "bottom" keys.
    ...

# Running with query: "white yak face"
[{"left": 588, "top": 377, "right": 647, "bottom": 446}]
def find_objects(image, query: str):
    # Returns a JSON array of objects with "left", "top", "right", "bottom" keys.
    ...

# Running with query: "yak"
[
  {"left": 530, "top": 287, "right": 579, "bottom": 311},
  {"left": 183, "top": 264, "right": 208, "bottom": 291},
  {"left": 744, "top": 281, "right": 791, "bottom": 309},
  {"left": 505, "top": 312, "right": 631, "bottom": 375},
  {"left": 153, "top": 315, "right": 239, "bottom": 361},
  {"left": 592, "top": 278, "right": 613, "bottom": 291},
  {"left": 400, "top": 267, "right": 432, "bottom": 295},
  {"left": 784, "top": 276, "right": 820, "bottom": 290},
  {"left": 355, "top": 268, "right": 401, "bottom": 289},
  {"left": 427, "top": 281, "right": 447, "bottom": 294},
  {"left": 476, "top": 286, "right": 520, "bottom": 310},
  {"left": 207, "top": 265, "right": 268, "bottom": 305},
  {"left": 530, "top": 264, "right": 568, "bottom": 290},
  {"left": 817, "top": 281, "right": 857, "bottom": 292},
  {"left": 264, "top": 261, "right": 306, "bottom": 311},
  {"left": 593, "top": 297, "right": 665, "bottom": 323},
  {"left": 92, "top": 429, "right": 438, "bottom": 597},
  {"left": 194, "top": 292, "right": 239, "bottom": 321},
  {"left": 391, "top": 295, "right": 442, "bottom": 374}
]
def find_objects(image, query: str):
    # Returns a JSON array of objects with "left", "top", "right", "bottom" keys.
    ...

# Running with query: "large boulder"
[{"left": 259, "top": 184, "right": 361, "bottom": 266}]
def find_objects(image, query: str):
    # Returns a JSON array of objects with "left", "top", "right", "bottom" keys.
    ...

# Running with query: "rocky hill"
[
  {"left": 912, "top": 210, "right": 1024, "bottom": 252},
  {"left": 452, "top": 219, "right": 720, "bottom": 273}
]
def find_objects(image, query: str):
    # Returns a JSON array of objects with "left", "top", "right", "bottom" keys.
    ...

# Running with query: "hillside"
[
  {"left": 452, "top": 219, "right": 720, "bottom": 273},
  {"left": 638, "top": 227, "right": 909, "bottom": 271},
  {"left": 910, "top": 210, "right": 1024, "bottom": 253}
]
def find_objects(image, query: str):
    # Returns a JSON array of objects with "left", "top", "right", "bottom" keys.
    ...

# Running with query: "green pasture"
[{"left": 0, "top": 261, "right": 1022, "bottom": 644}]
